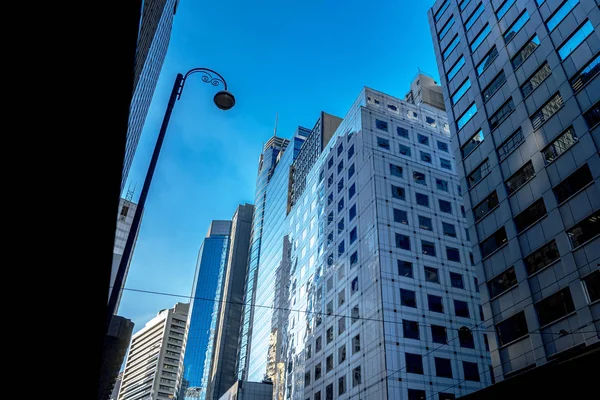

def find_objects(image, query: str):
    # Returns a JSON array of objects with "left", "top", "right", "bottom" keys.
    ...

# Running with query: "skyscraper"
[
  {"left": 205, "top": 205, "right": 254, "bottom": 400},
  {"left": 180, "top": 220, "right": 232, "bottom": 400},
  {"left": 237, "top": 131, "right": 308, "bottom": 381},
  {"left": 428, "top": 0, "right": 599, "bottom": 384},
  {"left": 122, "top": 0, "right": 180, "bottom": 192},
  {"left": 118, "top": 302, "right": 189, "bottom": 400},
  {"left": 110, "top": 197, "right": 142, "bottom": 311}
]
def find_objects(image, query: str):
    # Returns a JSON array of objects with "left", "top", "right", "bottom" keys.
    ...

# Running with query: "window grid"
[
  {"left": 530, "top": 93, "right": 564, "bottom": 130},
  {"left": 503, "top": 11, "right": 530, "bottom": 44},
  {"left": 497, "top": 127, "right": 524, "bottom": 161},
  {"left": 542, "top": 126, "right": 577, "bottom": 165},
  {"left": 558, "top": 20, "right": 594, "bottom": 60}
]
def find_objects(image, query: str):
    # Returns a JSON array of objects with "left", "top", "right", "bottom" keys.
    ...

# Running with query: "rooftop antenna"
[{"left": 273, "top": 112, "right": 278, "bottom": 137}]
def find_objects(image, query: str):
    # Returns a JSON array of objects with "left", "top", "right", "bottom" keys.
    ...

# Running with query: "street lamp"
[{"left": 106, "top": 68, "right": 235, "bottom": 333}]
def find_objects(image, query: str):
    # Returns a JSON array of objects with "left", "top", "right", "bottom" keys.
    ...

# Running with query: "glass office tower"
[
  {"left": 428, "top": 0, "right": 599, "bottom": 384},
  {"left": 180, "top": 221, "right": 231, "bottom": 400}
]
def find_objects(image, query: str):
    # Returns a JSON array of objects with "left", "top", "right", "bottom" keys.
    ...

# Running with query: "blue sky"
[{"left": 119, "top": 0, "right": 440, "bottom": 333}]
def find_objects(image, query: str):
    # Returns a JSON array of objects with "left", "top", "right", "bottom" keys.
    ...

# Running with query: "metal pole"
[{"left": 106, "top": 73, "right": 184, "bottom": 332}]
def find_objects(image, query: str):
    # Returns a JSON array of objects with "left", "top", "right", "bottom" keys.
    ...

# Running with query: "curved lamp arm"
[{"left": 177, "top": 67, "right": 229, "bottom": 99}]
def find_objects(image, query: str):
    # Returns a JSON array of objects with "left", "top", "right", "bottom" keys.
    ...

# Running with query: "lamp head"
[{"left": 214, "top": 90, "right": 235, "bottom": 110}]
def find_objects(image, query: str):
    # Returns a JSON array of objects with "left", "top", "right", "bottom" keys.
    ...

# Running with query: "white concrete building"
[
  {"left": 118, "top": 303, "right": 190, "bottom": 400},
  {"left": 281, "top": 84, "right": 492, "bottom": 399}
]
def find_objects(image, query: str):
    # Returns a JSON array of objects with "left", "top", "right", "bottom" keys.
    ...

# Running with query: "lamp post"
[{"left": 106, "top": 68, "right": 235, "bottom": 333}]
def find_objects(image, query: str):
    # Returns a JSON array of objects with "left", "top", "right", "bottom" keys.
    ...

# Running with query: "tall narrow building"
[
  {"left": 118, "top": 302, "right": 189, "bottom": 400},
  {"left": 205, "top": 205, "right": 254, "bottom": 400},
  {"left": 180, "top": 221, "right": 232, "bottom": 400},
  {"left": 428, "top": 0, "right": 599, "bottom": 384},
  {"left": 237, "top": 131, "right": 309, "bottom": 381},
  {"left": 122, "top": 0, "right": 180, "bottom": 192}
]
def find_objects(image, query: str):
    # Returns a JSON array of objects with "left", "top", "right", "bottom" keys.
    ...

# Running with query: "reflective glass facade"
[
  {"left": 429, "top": 0, "right": 599, "bottom": 385},
  {"left": 180, "top": 221, "right": 231, "bottom": 400},
  {"left": 122, "top": 0, "right": 179, "bottom": 192}
]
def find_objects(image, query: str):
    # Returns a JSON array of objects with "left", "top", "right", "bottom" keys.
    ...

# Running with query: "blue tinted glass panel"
[
  {"left": 460, "top": 0, "right": 472, "bottom": 11},
  {"left": 537, "top": 0, "right": 546, "bottom": 5},
  {"left": 504, "top": 11, "right": 530, "bottom": 43},
  {"left": 435, "top": 0, "right": 450, "bottom": 22},
  {"left": 439, "top": 16, "right": 455, "bottom": 40},
  {"left": 457, "top": 103, "right": 478, "bottom": 130},
  {"left": 465, "top": 3, "right": 484, "bottom": 31},
  {"left": 476, "top": 46, "right": 498, "bottom": 75},
  {"left": 558, "top": 20, "right": 594, "bottom": 60},
  {"left": 452, "top": 79, "right": 471, "bottom": 105},
  {"left": 471, "top": 24, "right": 491, "bottom": 52},
  {"left": 496, "top": 0, "right": 516, "bottom": 19},
  {"left": 447, "top": 56, "right": 465, "bottom": 81},
  {"left": 547, "top": 0, "right": 579, "bottom": 32},
  {"left": 443, "top": 35, "right": 461, "bottom": 60}
]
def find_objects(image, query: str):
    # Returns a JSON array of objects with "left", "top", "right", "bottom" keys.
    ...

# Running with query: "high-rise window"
[
  {"left": 496, "top": 0, "right": 516, "bottom": 19},
  {"left": 512, "top": 35, "right": 540, "bottom": 69},
  {"left": 467, "top": 159, "right": 490, "bottom": 189},
  {"left": 489, "top": 98, "right": 514, "bottom": 130},
  {"left": 583, "top": 100, "right": 600, "bottom": 128},
  {"left": 405, "top": 353, "right": 424, "bottom": 374},
  {"left": 439, "top": 16, "right": 455, "bottom": 40},
  {"left": 436, "top": 178, "right": 449, "bottom": 191},
  {"left": 403, "top": 319, "right": 420, "bottom": 340},
  {"left": 458, "top": 327, "right": 475, "bottom": 348},
  {"left": 425, "top": 266, "right": 440, "bottom": 283},
  {"left": 461, "top": 129, "right": 484, "bottom": 157},
  {"left": 338, "top": 376, "right": 346, "bottom": 395},
  {"left": 377, "top": 137, "right": 390, "bottom": 150},
  {"left": 408, "top": 389, "right": 427, "bottom": 400},
  {"left": 496, "top": 311, "right": 528, "bottom": 346},
  {"left": 546, "top": 0, "right": 580, "bottom": 32},
  {"left": 463, "top": 362, "right": 480, "bottom": 382},
  {"left": 392, "top": 185, "right": 406, "bottom": 200},
  {"left": 429, "top": 294, "right": 444, "bottom": 313},
  {"left": 558, "top": 20, "right": 594, "bottom": 60},
  {"left": 531, "top": 93, "right": 563, "bottom": 130},
  {"left": 566, "top": 210, "right": 599, "bottom": 249},
  {"left": 476, "top": 46, "right": 498, "bottom": 76},
  {"left": 390, "top": 163, "right": 403, "bottom": 178},
  {"left": 418, "top": 134, "right": 430, "bottom": 146},
  {"left": 352, "top": 334, "right": 361, "bottom": 354},
  {"left": 398, "top": 260, "right": 414, "bottom": 278},
  {"left": 326, "top": 353, "right": 334, "bottom": 372},
  {"left": 435, "top": 0, "right": 450, "bottom": 22},
  {"left": 487, "top": 266, "right": 517, "bottom": 298},
  {"left": 457, "top": 103, "right": 478, "bottom": 130},
  {"left": 439, "top": 199, "right": 452, "bottom": 214},
  {"left": 522, "top": 63, "right": 552, "bottom": 98},
  {"left": 452, "top": 79, "right": 471, "bottom": 105},
  {"left": 504, "top": 11, "right": 529, "bottom": 43},
  {"left": 422, "top": 240, "right": 436, "bottom": 256},
  {"left": 396, "top": 233, "right": 411, "bottom": 250},
  {"left": 470, "top": 24, "right": 491, "bottom": 52},
  {"left": 582, "top": 270, "right": 600, "bottom": 303},
  {"left": 419, "top": 215, "right": 433, "bottom": 231},
  {"left": 352, "top": 366, "right": 361, "bottom": 387},
  {"left": 416, "top": 193, "right": 430, "bottom": 207},
  {"left": 431, "top": 325, "right": 448, "bottom": 347},
  {"left": 441, "top": 158, "right": 452, "bottom": 171},
  {"left": 505, "top": 160, "right": 535, "bottom": 195},
  {"left": 376, "top": 119, "right": 388, "bottom": 131},
  {"left": 480, "top": 226, "right": 508, "bottom": 258},
  {"left": 443, "top": 222, "right": 457, "bottom": 237},
  {"left": 570, "top": 54, "right": 600, "bottom": 93},
  {"left": 413, "top": 171, "right": 427, "bottom": 186},
  {"left": 542, "top": 126, "right": 577, "bottom": 165},
  {"left": 552, "top": 163, "right": 593, "bottom": 204},
  {"left": 421, "top": 151, "right": 432, "bottom": 164},
  {"left": 514, "top": 198, "right": 547, "bottom": 233},
  {"left": 447, "top": 247, "right": 461, "bottom": 262},
  {"left": 394, "top": 208, "right": 409, "bottom": 225},
  {"left": 473, "top": 191, "right": 498, "bottom": 222},
  {"left": 459, "top": 0, "right": 472, "bottom": 11},
  {"left": 482, "top": 70, "right": 506, "bottom": 102},
  {"left": 450, "top": 272, "right": 464, "bottom": 289},
  {"left": 401, "top": 289, "right": 417, "bottom": 308},
  {"left": 535, "top": 288, "right": 575, "bottom": 327},
  {"left": 523, "top": 239, "right": 560, "bottom": 276},
  {"left": 443, "top": 35, "right": 461, "bottom": 60},
  {"left": 464, "top": 2, "right": 484, "bottom": 31},
  {"left": 399, "top": 144, "right": 412, "bottom": 157},
  {"left": 447, "top": 56, "right": 466, "bottom": 81},
  {"left": 454, "top": 300, "right": 470, "bottom": 318},
  {"left": 497, "top": 127, "right": 524, "bottom": 161},
  {"left": 397, "top": 126, "right": 409, "bottom": 138},
  {"left": 435, "top": 357, "right": 454, "bottom": 378}
]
